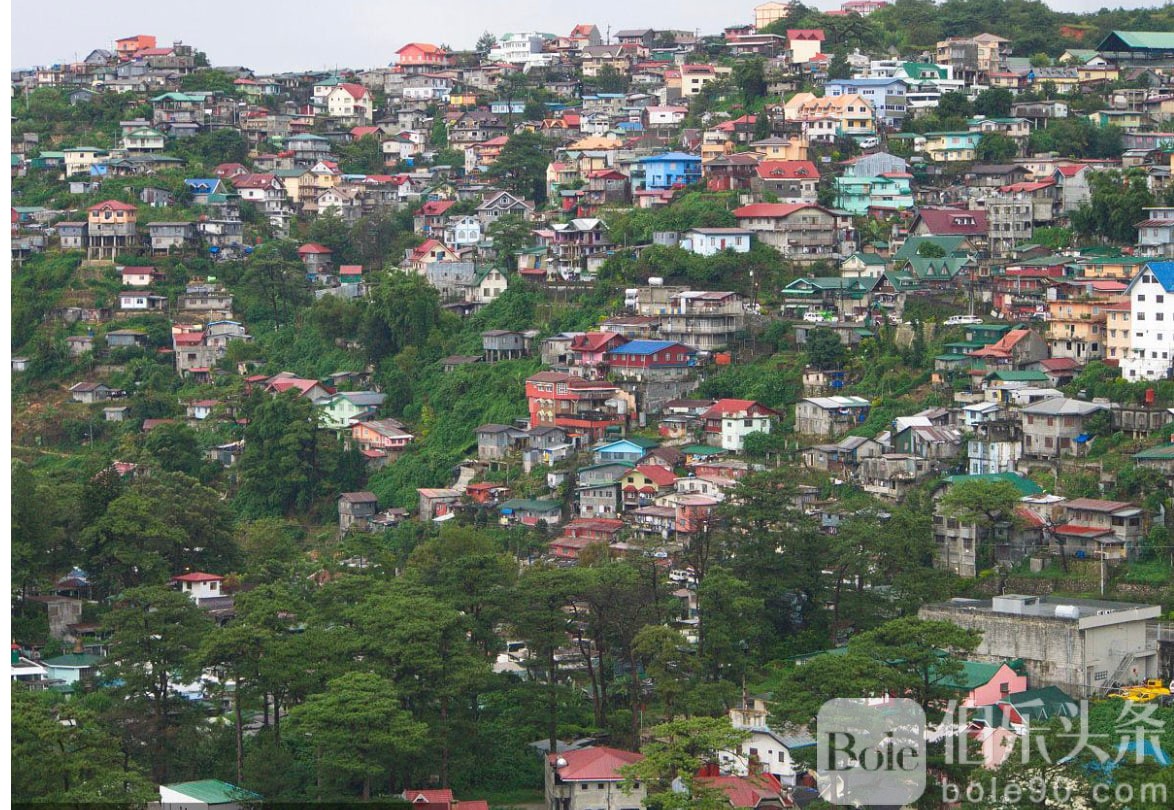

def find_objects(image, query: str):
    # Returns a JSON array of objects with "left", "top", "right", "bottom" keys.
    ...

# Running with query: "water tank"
[
  {"left": 1054, "top": 604, "right": 1081, "bottom": 620},
  {"left": 649, "top": 276, "right": 664, "bottom": 286}
]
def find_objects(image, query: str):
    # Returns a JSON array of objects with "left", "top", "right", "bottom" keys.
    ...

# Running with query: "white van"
[{"left": 944, "top": 315, "right": 983, "bottom": 326}]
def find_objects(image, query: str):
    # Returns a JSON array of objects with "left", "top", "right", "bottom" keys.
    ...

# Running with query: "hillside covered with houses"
[{"left": 11, "top": 2, "right": 1174, "bottom": 808}]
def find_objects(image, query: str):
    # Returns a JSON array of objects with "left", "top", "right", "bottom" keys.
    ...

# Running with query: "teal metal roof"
[
  {"left": 944, "top": 472, "right": 1043, "bottom": 496},
  {"left": 163, "top": 780, "right": 262, "bottom": 804},
  {"left": 1098, "top": 31, "right": 1174, "bottom": 51}
]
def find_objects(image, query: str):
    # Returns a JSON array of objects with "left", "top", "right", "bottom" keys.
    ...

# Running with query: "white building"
[
  {"left": 1121, "top": 263, "right": 1174, "bottom": 381},
  {"left": 489, "top": 32, "right": 557, "bottom": 68},
  {"left": 325, "top": 83, "right": 373, "bottom": 123},
  {"left": 171, "top": 572, "right": 224, "bottom": 602},
  {"left": 679, "top": 227, "right": 752, "bottom": 256},
  {"left": 719, "top": 699, "right": 815, "bottom": 786},
  {"left": 1136, "top": 207, "right": 1174, "bottom": 259},
  {"left": 444, "top": 215, "right": 482, "bottom": 249}
]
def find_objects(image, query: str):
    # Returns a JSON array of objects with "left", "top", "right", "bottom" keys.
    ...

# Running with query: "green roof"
[
  {"left": 1077, "top": 256, "right": 1146, "bottom": 266},
  {"left": 935, "top": 353, "right": 971, "bottom": 362},
  {"left": 845, "top": 252, "right": 887, "bottom": 266},
  {"left": 944, "top": 341, "right": 985, "bottom": 350},
  {"left": 37, "top": 151, "right": 65, "bottom": 159},
  {"left": 1136, "top": 444, "right": 1174, "bottom": 460},
  {"left": 1000, "top": 685, "right": 1079, "bottom": 721},
  {"left": 164, "top": 780, "right": 262, "bottom": 805},
  {"left": 578, "top": 461, "right": 636, "bottom": 473},
  {"left": 43, "top": 653, "right": 103, "bottom": 668},
  {"left": 934, "top": 659, "right": 1006, "bottom": 690},
  {"left": 984, "top": 370, "right": 1049, "bottom": 382},
  {"left": 944, "top": 472, "right": 1043, "bottom": 496},
  {"left": 1098, "top": 30, "right": 1174, "bottom": 51},
  {"left": 682, "top": 444, "right": 726, "bottom": 456},
  {"left": 894, "top": 235, "right": 967, "bottom": 261},
  {"left": 150, "top": 92, "right": 207, "bottom": 102}
]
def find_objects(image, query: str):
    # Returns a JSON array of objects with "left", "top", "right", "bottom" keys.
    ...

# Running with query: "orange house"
[
  {"left": 115, "top": 34, "right": 156, "bottom": 58},
  {"left": 395, "top": 42, "right": 451, "bottom": 68}
]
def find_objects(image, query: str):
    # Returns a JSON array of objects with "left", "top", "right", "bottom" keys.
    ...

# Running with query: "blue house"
[
  {"left": 825, "top": 78, "right": 909, "bottom": 129},
  {"left": 184, "top": 178, "right": 226, "bottom": 205},
  {"left": 639, "top": 152, "right": 702, "bottom": 190},
  {"left": 592, "top": 437, "right": 661, "bottom": 465}
]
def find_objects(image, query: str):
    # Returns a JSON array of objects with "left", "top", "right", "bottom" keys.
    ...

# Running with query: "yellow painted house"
[
  {"left": 784, "top": 93, "right": 875, "bottom": 136},
  {"left": 1078, "top": 65, "right": 1120, "bottom": 84},
  {"left": 751, "top": 134, "right": 809, "bottom": 161}
]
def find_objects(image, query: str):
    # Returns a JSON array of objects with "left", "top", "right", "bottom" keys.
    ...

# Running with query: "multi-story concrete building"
[
  {"left": 1051, "top": 498, "right": 1146, "bottom": 562},
  {"left": 86, "top": 200, "right": 138, "bottom": 260},
  {"left": 1019, "top": 397, "right": 1109, "bottom": 459},
  {"left": 920, "top": 594, "right": 1160, "bottom": 698},
  {"left": 658, "top": 291, "right": 746, "bottom": 351},
  {"left": 1120, "top": 262, "right": 1174, "bottom": 381}
]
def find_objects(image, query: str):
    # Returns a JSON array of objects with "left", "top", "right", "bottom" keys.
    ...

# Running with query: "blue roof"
[
  {"left": 1143, "top": 261, "right": 1174, "bottom": 292},
  {"left": 610, "top": 339, "right": 692, "bottom": 355},
  {"left": 185, "top": 178, "right": 219, "bottom": 190},
  {"left": 640, "top": 151, "right": 701, "bottom": 163}
]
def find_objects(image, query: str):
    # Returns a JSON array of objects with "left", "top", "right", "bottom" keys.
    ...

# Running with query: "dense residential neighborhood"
[{"left": 10, "top": 2, "right": 1174, "bottom": 808}]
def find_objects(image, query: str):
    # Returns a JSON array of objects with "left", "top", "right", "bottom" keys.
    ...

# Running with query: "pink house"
[
  {"left": 569, "top": 332, "right": 628, "bottom": 377},
  {"left": 955, "top": 661, "right": 1028, "bottom": 708}
]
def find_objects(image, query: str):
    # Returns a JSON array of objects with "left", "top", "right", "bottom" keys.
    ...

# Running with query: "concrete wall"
[{"left": 919, "top": 604, "right": 1159, "bottom": 697}]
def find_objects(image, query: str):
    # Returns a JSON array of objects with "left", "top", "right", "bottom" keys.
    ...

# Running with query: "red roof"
[
  {"left": 171, "top": 572, "right": 224, "bottom": 583},
  {"left": 405, "top": 790, "right": 454, "bottom": 807},
  {"left": 570, "top": 331, "right": 626, "bottom": 352},
  {"left": 351, "top": 126, "right": 380, "bottom": 138},
  {"left": 1056, "top": 165, "right": 1088, "bottom": 177},
  {"left": 702, "top": 398, "right": 775, "bottom": 418},
  {"left": 337, "top": 82, "right": 370, "bottom": 99},
  {"left": 547, "top": 746, "right": 644, "bottom": 781},
  {"left": 268, "top": 378, "right": 331, "bottom": 396},
  {"left": 1053, "top": 524, "right": 1114, "bottom": 537},
  {"left": 339, "top": 265, "right": 363, "bottom": 275},
  {"left": 733, "top": 202, "right": 819, "bottom": 219},
  {"left": 420, "top": 200, "right": 456, "bottom": 216},
  {"left": 914, "top": 207, "right": 988, "bottom": 235},
  {"left": 231, "top": 173, "right": 277, "bottom": 189},
  {"left": 998, "top": 180, "right": 1056, "bottom": 193},
  {"left": 788, "top": 29, "right": 826, "bottom": 40},
  {"left": 298, "top": 242, "right": 333, "bottom": 255},
  {"left": 1038, "top": 357, "right": 1080, "bottom": 372},
  {"left": 969, "top": 329, "right": 1031, "bottom": 359},
  {"left": 696, "top": 774, "right": 783, "bottom": 809},
  {"left": 755, "top": 160, "right": 819, "bottom": 180},
  {"left": 1064, "top": 498, "right": 1137, "bottom": 513},
  {"left": 88, "top": 200, "right": 137, "bottom": 212},
  {"left": 411, "top": 238, "right": 452, "bottom": 258},
  {"left": 397, "top": 42, "right": 446, "bottom": 55},
  {"left": 634, "top": 465, "right": 677, "bottom": 487}
]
